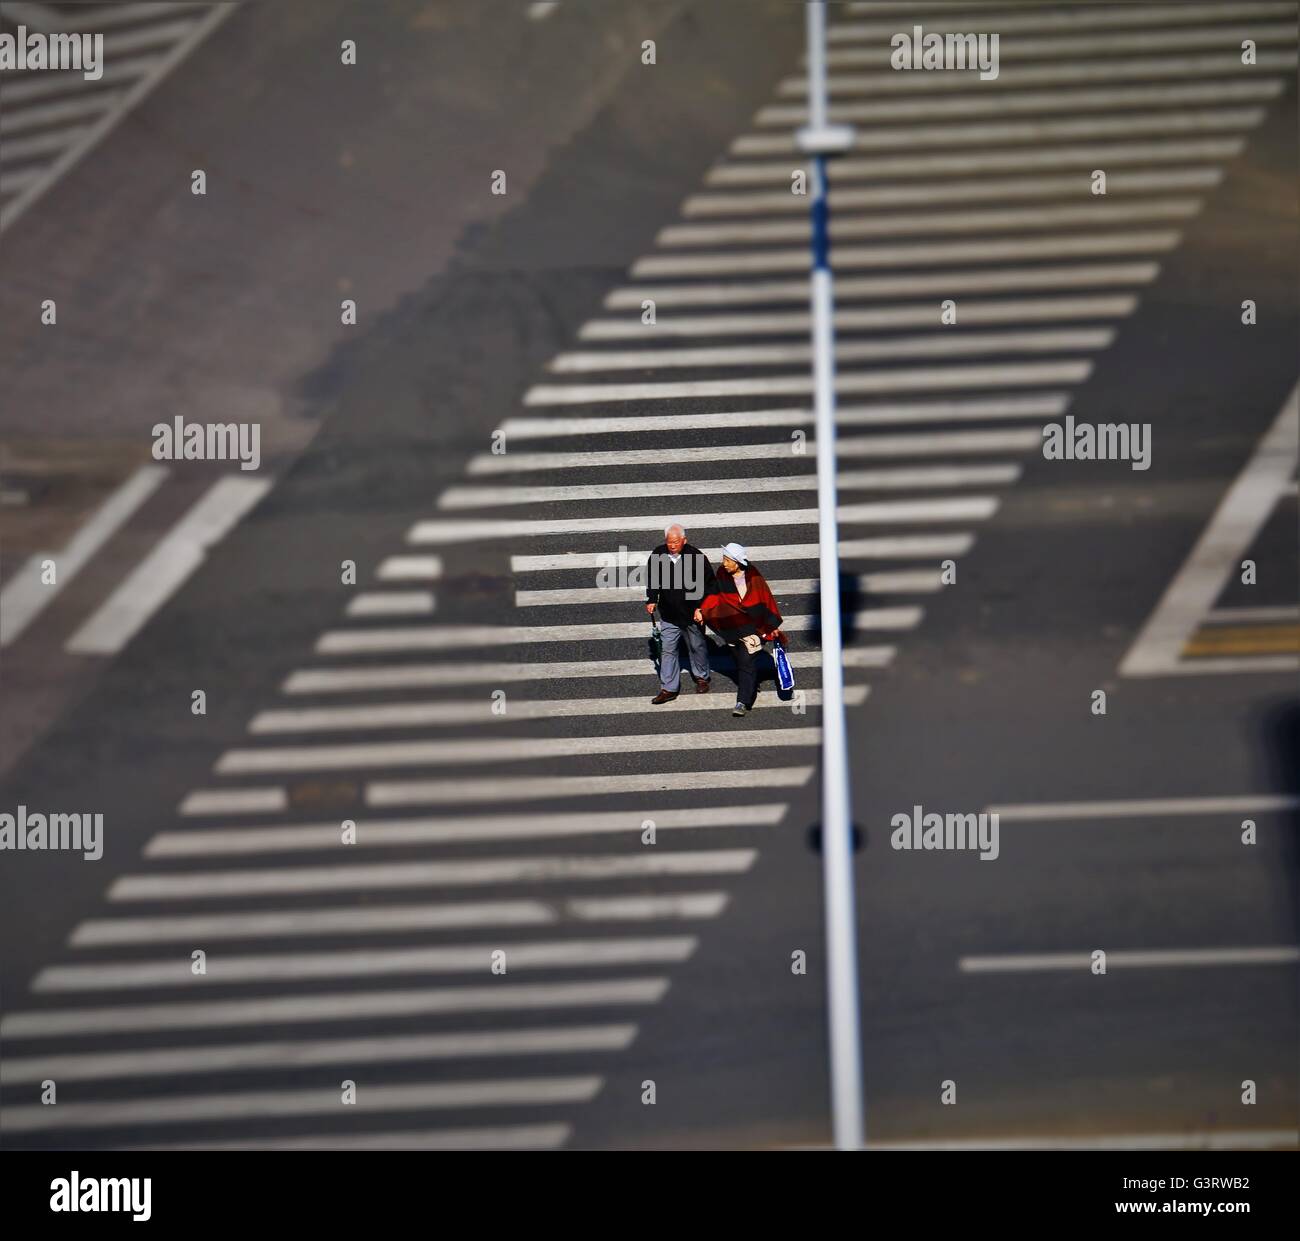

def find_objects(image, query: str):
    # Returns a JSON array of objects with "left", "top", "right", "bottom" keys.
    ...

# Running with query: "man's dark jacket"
[{"left": 645, "top": 542, "right": 715, "bottom": 627}]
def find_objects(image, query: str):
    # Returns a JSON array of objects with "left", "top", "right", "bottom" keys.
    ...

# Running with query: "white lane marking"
[
  {"left": 630, "top": 233, "right": 1180, "bottom": 278},
  {"left": 605, "top": 264, "right": 1159, "bottom": 308},
  {"left": 657, "top": 202, "right": 1199, "bottom": 247},
  {"left": 707, "top": 140, "right": 1246, "bottom": 184},
  {"left": 72, "top": 900, "right": 559, "bottom": 943},
  {"left": 547, "top": 329, "right": 1113, "bottom": 372},
  {"left": 35, "top": 939, "right": 700, "bottom": 988},
  {"left": 568, "top": 893, "right": 729, "bottom": 921},
  {"left": 0, "top": 465, "right": 166, "bottom": 646},
  {"left": 730, "top": 109, "right": 1267, "bottom": 156},
  {"left": 1120, "top": 383, "right": 1299, "bottom": 676},
  {"left": 313, "top": 610, "right": 921, "bottom": 656},
  {"left": 516, "top": 575, "right": 936, "bottom": 607},
  {"left": 833, "top": 3, "right": 1296, "bottom": 38},
  {"left": 684, "top": 173, "right": 1218, "bottom": 216},
  {"left": 960, "top": 946, "right": 1300, "bottom": 973},
  {"left": 367, "top": 766, "right": 816, "bottom": 807},
  {"left": 0, "top": 1077, "right": 606, "bottom": 1134},
  {"left": 819, "top": 27, "right": 1297, "bottom": 67},
  {"left": 151, "top": 805, "right": 788, "bottom": 855},
  {"left": 580, "top": 295, "right": 1139, "bottom": 338},
  {"left": 499, "top": 395, "right": 1070, "bottom": 438},
  {"left": 527, "top": 0, "right": 560, "bottom": 18},
  {"left": 867, "top": 1131, "right": 1300, "bottom": 1152},
  {"left": 1206, "top": 605, "right": 1299, "bottom": 624},
  {"left": 286, "top": 650, "right": 892, "bottom": 695},
  {"left": 144, "top": 1124, "right": 573, "bottom": 1151},
  {"left": 251, "top": 688, "right": 865, "bottom": 734},
  {"left": 513, "top": 537, "right": 970, "bottom": 571},
  {"left": 179, "top": 787, "right": 287, "bottom": 816},
  {"left": 479, "top": 430, "right": 1041, "bottom": 474},
  {"left": 1, "top": 5, "right": 238, "bottom": 235},
  {"left": 988, "top": 794, "right": 1300, "bottom": 821},
  {"left": 779, "top": 55, "right": 1297, "bottom": 96},
  {"left": 523, "top": 362, "right": 1092, "bottom": 405},
  {"left": 345, "top": 591, "right": 436, "bottom": 616},
  {"left": 65, "top": 476, "right": 271, "bottom": 655},
  {"left": 755, "top": 81, "right": 1283, "bottom": 125},
  {"left": 0, "top": 978, "right": 670, "bottom": 1037},
  {"left": 71, "top": 894, "right": 725, "bottom": 943},
  {"left": 1, "top": 1024, "right": 638, "bottom": 1084},
  {"left": 216, "top": 729, "right": 827, "bottom": 773},
  {"left": 442, "top": 465, "right": 1020, "bottom": 509},
  {"left": 377, "top": 554, "right": 443, "bottom": 581}
]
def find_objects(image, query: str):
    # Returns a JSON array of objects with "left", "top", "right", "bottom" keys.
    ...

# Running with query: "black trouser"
[{"left": 731, "top": 640, "right": 758, "bottom": 708}]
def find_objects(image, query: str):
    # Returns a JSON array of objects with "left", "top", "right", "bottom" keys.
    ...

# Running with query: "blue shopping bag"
[{"left": 773, "top": 642, "right": 795, "bottom": 692}]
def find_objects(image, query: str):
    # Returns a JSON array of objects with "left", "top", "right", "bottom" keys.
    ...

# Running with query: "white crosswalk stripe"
[
  {"left": 580, "top": 295, "right": 1139, "bottom": 338},
  {"left": 1, "top": 1025, "right": 640, "bottom": 1084},
  {"left": 0, "top": 2, "right": 235, "bottom": 232},
  {"left": 706, "top": 141, "right": 1248, "bottom": 185},
  {"left": 2, "top": 979, "right": 671, "bottom": 1037},
  {"left": 1, "top": 1078, "right": 606, "bottom": 1134},
  {"left": 442, "top": 466, "right": 1019, "bottom": 509},
  {"left": 498, "top": 396, "right": 1069, "bottom": 438},
  {"left": 35, "top": 938, "right": 702, "bottom": 987},
  {"left": 215, "top": 731, "right": 825, "bottom": 774},
  {"left": 248, "top": 688, "right": 867, "bottom": 734},
  {"left": 10, "top": 3, "right": 1294, "bottom": 1151}
]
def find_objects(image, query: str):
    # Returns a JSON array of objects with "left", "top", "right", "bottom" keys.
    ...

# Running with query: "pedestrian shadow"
[{"left": 808, "top": 570, "right": 864, "bottom": 648}]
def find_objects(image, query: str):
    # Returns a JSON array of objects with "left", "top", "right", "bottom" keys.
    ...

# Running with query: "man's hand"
[{"left": 645, "top": 602, "right": 656, "bottom": 615}]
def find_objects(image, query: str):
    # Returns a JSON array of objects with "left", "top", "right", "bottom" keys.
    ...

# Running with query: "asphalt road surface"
[{"left": 0, "top": 0, "right": 1296, "bottom": 1151}]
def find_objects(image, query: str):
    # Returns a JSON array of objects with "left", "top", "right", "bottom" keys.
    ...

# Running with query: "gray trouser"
[{"left": 658, "top": 619, "right": 711, "bottom": 690}]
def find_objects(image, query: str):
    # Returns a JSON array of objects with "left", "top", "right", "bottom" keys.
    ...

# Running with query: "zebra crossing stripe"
[
  {"left": 498, "top": 396, "right": 1069, "bottom": 438},
  {"left": 216, "top": 729, "right": 827, "bottom": 773},
  {"left": 706, "top": 141, "right": 1246, "bottom": 184},
  {"left": 753, "top": 81, "right": 1282, "bottom": 125},
  {"left": 249, "top": 687, "right": 866, "bottom": 733},
  {"left": 546, "top": 329, "right": 1113, "bottom": 372},
  {"left": 0, "top": 1077, "right": 608, "bottom": 1134},
  {"left": 0, "top": 1024, "right": 640, "bottom": 1084},
  {"left": 655, "top": 202, "right": 1198, "bottom": 247},
  {"left": 34, "top": 938, "right": 702, "bottom": 988},
  {"left": 777, "top": 55, "right": 1296, "bottom": 96},
  {"left": 407, "top": 498, "right": 997, "bottom": 545},
  {"left": 604, "top": 266, "right": 1158, "bottom": 308},
  {"left": 579, "top": 295, "right": 1139, "bottom": 338},
  {"left": 511, "top": 538, "right": 969, "bottom": 570},
  {"left": 365, "top": 766, "right": 817, "bottom": 806},
  {"left": 0, "top": 979, "right": 672, "bottom": 1037},
  {"left": 148, "top": 806, "right": 788, "bottom": 856},
  {"left": 441, "top": 466, "right": 1019, "bottom": 509}
]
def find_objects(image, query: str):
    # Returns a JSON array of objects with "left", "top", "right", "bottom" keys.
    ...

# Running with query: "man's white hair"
[{"left": 664, "top": 522, "right": 686, "bottom": 537}]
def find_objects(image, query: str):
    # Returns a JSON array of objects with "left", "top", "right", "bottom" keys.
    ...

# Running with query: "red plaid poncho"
[{"left": 699, "top": 564, "right": 784, "bottom": 644}]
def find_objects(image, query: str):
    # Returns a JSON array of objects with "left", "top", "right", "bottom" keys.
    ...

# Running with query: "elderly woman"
[{"left": 694, "top": 542, "right": 785, "bottom": 717}]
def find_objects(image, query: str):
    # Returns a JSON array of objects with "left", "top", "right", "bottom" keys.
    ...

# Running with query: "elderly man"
[{"left": 645, "top": 523, "right": 714, "bottom": 704}]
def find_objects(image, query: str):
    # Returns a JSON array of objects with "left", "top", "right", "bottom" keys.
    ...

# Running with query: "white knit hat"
[{"left": 721, "top": 542, "right": 749, "bottom": 566}]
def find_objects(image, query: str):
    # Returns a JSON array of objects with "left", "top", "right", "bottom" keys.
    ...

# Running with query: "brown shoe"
[
  {"left": 650, "top": 689, "right": 679, "bottom": 705},
  {"left": 694, "top": 677, "right": 711, "bottom": 694}
]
